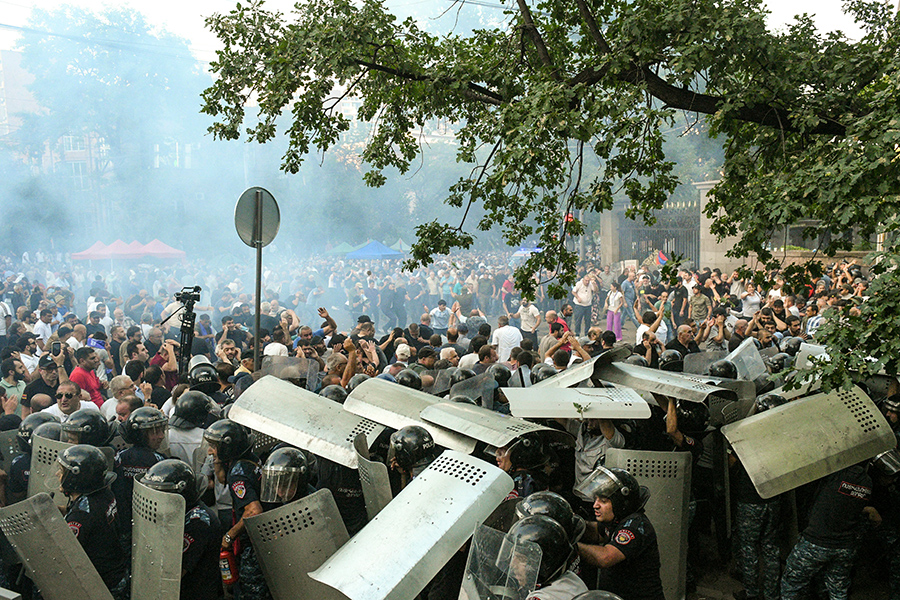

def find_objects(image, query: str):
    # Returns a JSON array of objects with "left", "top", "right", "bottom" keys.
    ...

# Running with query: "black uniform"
[
  {"left": 65, "top": 489, "right": 128, "bottom": 593},
  {"left": 599, "top": 511, "right": 666, "bottom": 600},
  {"left": 227, "top": 457, "right": 273, "bottom": 600},
  {"left": 316, "top": 457, "right": 368, "bottom": 535},
  {"left": 7, "top": 452, "right": 28, "bottom": 504},
  {"left": 112, "top": 445, "right": 166, "bottom": 546},
  {"left": 181, "top": 501, "right": 221, "bottom": 600}
]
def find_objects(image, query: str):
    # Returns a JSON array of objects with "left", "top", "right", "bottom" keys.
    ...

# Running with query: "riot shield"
[
  {"left": 310, "top": 450, "right": 513, "bottom": 600},
  {"left": 131, "top": 479, "right": 185, "bottom": 600},
  {"left": 244, "top": 488, "right": 350, "bottom": 600},
  {"left": 260, "top": 356, "right": 320, "bottom": 391},
  {"left": 594, "top": 362, "right": 737, "bottom": 405},
  {"left": 109, "top": 435, "right": 129, "bottom": 453},
  {"left": 795, "top": 342, "right": 827, "bottom": 370},
  {"left": 353, "top": 433, "right": 392, "bottom": 520},
  {"left": 481, "top": 497, "right": 520, "bottom": 534},
  {"left": 28, "top": 435, "right": 72, "bottom": 508},
  {"left": 252, "top": 430, "right": 281, "bottom": 457},
  {"left": 430, "top": 369, "right": 457, "bottom": 397},
  {"left": 0, "top": 493, "right": 114, "bottom": 600},
  {"left": 419, "top": 402, "right": 575, "bottom": 449},
  {"left": 721, "top": 385, "right": 897, "bottom": 499},
  {"left": 606, "top": 449, "right": 691, "bottom": 600},
  {"left": 344, "top": 377, "right": 477, "bottom": 454},
  {"left": 458, "top": 523, "right": 541, "bottom": 600},
  {"left": 723, "top": 337, "right": 767, "bottom": 381},
  {"left": 531, "top": 346, "right": 631, "bottom": 390},
  {"left": 503, "top": 386, "right": 649, "bottom": 420},
  {"left": 682, "top": 351, "right": 727, "bottom": 375},
  {"left": 449, "top": 373, "right": 499, "bottom": 410},
  {"left": 0, "top": 430, "right": 19, "bottom": 476},
  {"left": 229, "top": 375, "right": 385, "bottom": 469}
]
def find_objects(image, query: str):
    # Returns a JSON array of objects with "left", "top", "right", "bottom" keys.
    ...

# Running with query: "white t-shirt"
[
  {"left": 42, "top": 400, "right": 100, "bottom": 422},
  {"left": 33, "top": 321, "right": 53, "bottom": 346},
  {"left": 519, "top": 304, "right": 541, "bottom": 331},
  {"left": 636, "top": 321, "right": 667, "bottom": 345},
  {"left": 491, "top": 326, "right": 523, "bottom": 362}
]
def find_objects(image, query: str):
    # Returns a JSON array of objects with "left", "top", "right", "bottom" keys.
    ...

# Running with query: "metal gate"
[{"left": 617, "top": 208, "right": 700, "bottom": 265}]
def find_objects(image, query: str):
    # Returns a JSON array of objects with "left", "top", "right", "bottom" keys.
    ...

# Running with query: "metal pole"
[{"left": 253, "top": 190, "right": 263, "bottom": 373}]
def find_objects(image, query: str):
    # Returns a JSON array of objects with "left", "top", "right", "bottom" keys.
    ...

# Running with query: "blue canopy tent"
[{"left": 345, "top": 240, "right": 405, "bottom": 260}]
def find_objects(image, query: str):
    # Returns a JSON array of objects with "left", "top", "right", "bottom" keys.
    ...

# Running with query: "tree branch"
[
  {"left": 574, "top": 0, "right": 612, "bottom": 55},
  {"left": 355, "top": 59, "right": 504, "bottom": 105},
  {"left": 515, "top": 0, "right": 559, "bottom": 80}
]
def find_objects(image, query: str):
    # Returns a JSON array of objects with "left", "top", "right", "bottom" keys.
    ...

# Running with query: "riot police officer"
[
  {"left": 142, "top": 458, "right": 221, "bottom": 600},
  {"left": 496, "top": 432, "right": 551, "bottom": 500},
  {"left": 57, "top": 444, "right": 129, "bottom": 599},
  {"left": 576, "top": 466, "right": 665, "bottom": 600},
  {"left": 389, "top": 425, "right": 439, "bottom": 490},
  {"left": 260, "top": 446, "right": 314, "bottom": 504},
  {"left": 7, "top": 412, "right": 58, "bottom": 504},
  {"left": 60, "top": 409, "right": 113, "bottom": 447},
  {"left": 508, "top": 515, "right": 587, "bottom": 599},
  {"left": 168, "top": 390, "right": 214, "bottom": 466}
]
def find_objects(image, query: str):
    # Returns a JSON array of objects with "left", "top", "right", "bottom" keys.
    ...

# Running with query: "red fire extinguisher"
[{"left": 219, "top": 548, "right": 238, "bottom": 585}]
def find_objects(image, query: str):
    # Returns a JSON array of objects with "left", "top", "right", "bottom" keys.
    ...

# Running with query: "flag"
[{"left": 656, "top": 250, "right": 668, "bottom": 266}]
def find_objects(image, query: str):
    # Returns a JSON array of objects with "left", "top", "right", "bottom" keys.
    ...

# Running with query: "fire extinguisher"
[{"left": 220, "top": 548, "right": 238, "bottom": 585}]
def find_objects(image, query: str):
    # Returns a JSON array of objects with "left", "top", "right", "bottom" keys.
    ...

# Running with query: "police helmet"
[
  {"left": 33, "top": 421, "right": 62, "bottom": 442},
  {"left": 450, "top": 394, "right": 478, "bottom": 405},
  {"left": 871, "top": 449, "right": 900, "bottom": 478},
  {"left": 674, "top": 401, "right": 710, "bottom": 435},
  {"left": 57, "top": 444, "right": 115, "bottom": 495},
  {"left": 883, "top": 394, "right": 900, "bottom": 414},
  {"left": 61, "top": 409, "right": 113, "bottom": 446},
  {"left": 530, "top": 363, "right": 557, "bottom": 384},
  {"left": 503, "top": 433, "right": 550, "bottom": 471},
  {"left": 765, "top": 352, "right": 792, "bottom": 373},
  {"left": 203, "top": 419, "right": 252, "bottom": 463},
  {"left": 450, "top": 368, "right": 477, "bottom": 387},
  {"left": 624, "top": 354, "right": 649, "bottom": 367},
  {"left": 189, "top": 363, "right": 220, "bottom": 395},
  {"left": 574, "top": 466, "right": 644, "bottom": 521},
  {"left": 572, "top": 593, "right": 626, "bottom": 600},
  {"left": 17, "top": 413, "right": 59, "bottom": 454},
  {"left": 396, "top": 369, "right": 422, "bottom": 390},
  {"left": 389, "top": 425, "right": 439, "bottom": 471},
  {"left": 142, "top": 459, "right": 205, "bottom": 506},
  {"left": 515, "top": 491, "right": 584, "bottom": 544},
  {"left": 658, "top": 349, "right": 684, "bottom": 372},
  {"left": 487, "top": 363, "right": 513, "bottom": 387},
  {"left": 347, "top": 373, "right": 371, "bottom": 392},
  {"left": 260, "top": 447, "right": 310, "bottom": 504},
  {"left": 170, "top": 390, "right": 212, "bottom": 429},
  {"left": 755, "top": 393, "right": 788, "bottom": 413},
  {"left": 121, "top": 406, "right": 168, "bottom": 447},
  {"left": 708, "top": 359, "right": 738, "bottom": 380},
  {"left": 319, "top": 384, "right": 349, "bottom": 403},
  {"left": 781, "top": 336, "right": 803, "bottom": 357},
  {"left": 506, "top": 515, "right": 573, "bottom": 585}
]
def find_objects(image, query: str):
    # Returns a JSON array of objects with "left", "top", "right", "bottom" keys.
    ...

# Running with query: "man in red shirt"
[
  {"left": 149, "top": 339, "right": 180, "bottom": 390},
  {"left": 68, "top": 347, "right": 106, "bottom": 408}
]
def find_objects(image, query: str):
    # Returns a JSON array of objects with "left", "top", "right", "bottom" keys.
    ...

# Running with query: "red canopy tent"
[
  {"left": 106, "top": 239, "right": 144, "bottom": 259},
  {"left": 141, "top": 239, "right": 187, "bottom": 259},
  {"left": 70, "top": 240, "right": 186, "bottom": 261},
  {"left": 70, "top": 241, "right": 109, "bottom": 260}
]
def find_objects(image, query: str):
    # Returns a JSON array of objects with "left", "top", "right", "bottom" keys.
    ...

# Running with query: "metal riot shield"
[
  {"left": 458, "top": 523, "right": 541, "bottom": 600},
  {"left": 244, "top": 488, "right": 350, "bottom": 600},
  {"left": 252, "top": 430, "right": 281, "bottom": 457},
  {"left": 230, "top": 375, "right": 385, "bottom": 469},
  {"left": 0, "top": 430, "right": 19, "bottom": 476},
  {"left": 481, "top": 498, "right": 521, "bottom": 534},
  {"left": 721, "top": 385, "right": 897, "bottom": 499},
  {"left": 0, "top": 493, "right": 114, "bottom": 600},
  {"left": 503, "top": 386, "right": 649, "bottom": 420},
  {"left": 723, "top": 337, "right": 767, "bottom": 381},
  {"left": 131, "top": 479, "right": 185, "bottom": 600},
  {"left": 0, "top": 587, "right": 21, "bottom": 599},
  {"left": 531, "top": 346, "right": 631, "bottom": 390},
  {"left": 419, "top": 402, "right": 575, "bottom": 450},
  {"left": 450, "top": 374, "right": 499, "bottom": 410},
  {"left": 430, "top": 369, "right": 457, "bottom": 397},
  {"left": 260, "top": 356, "right": 320, "bottom": 391},
  {"left": 682, "top": 351, "right": 727, "bottom": 375},
  {"left": 594, "top": 362, "right": 737, "bottom": 405},
  {"left": 353, "top": 434, "right": 392, "bottom": 520},
  {"left": 310, "top": 451, "right": 513, "bottom": 600},
  {"left": 795, "top": 342, "right": 828, "bottom": 370},
  {"left": 344, "top": 377, "right": 477, "bottom": 454},
  {"left": 28, "top": 435, "right": 72, "bottom": 508},
  {"left": 606, "top": 449, "right": 691, "bottom": 600},
  {"left": 671, "top": 373, "right": 756, "bottom": 427}
]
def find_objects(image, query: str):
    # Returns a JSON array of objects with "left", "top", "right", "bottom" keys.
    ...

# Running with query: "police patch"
[
  {"left": 614, "top": 529, "right": 635, "bottom": 545},
  {"left": 183, "top": 533, "right": 194, "bottom": 552},
  {"left": 232, "top": 481, "right": 246, "bottom": 499},
  {"left": 68, "top": 521, "right": 82, "bottom": 538}
]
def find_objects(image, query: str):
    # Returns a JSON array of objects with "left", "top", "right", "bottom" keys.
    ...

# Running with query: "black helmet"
[
  {"left": 781, "top": 336, "right": 803, "bottom": 357},
  {"left": 450, "top": 394, "right": 478, "bottom": 405},
  {"left": 708, "top": 359, "right": 738, "bottom": 379},
  {"left": 61, "top": 409, "right": 112, "bottom": 446},
  {"left": 57, "top": 444, "right": 115, "bottom": 495},
  {"left": 882, "top": 394, "right": 900, "bottom": 415},
  {"left": 506, "top": 515, "right": 573, "bottom": 585},
  {"left": 487, "top": 363, "right": 512, "bottom": 387},
  {"left": 142, "top": 459, "right": 205, "bottom": 506},
  {"left": 658, "top": 349, "right": 684, "bottom": 372},
  {"left": 765, "top": 353, "right": 791, "bottom": 373},
  {"left": 33, "top": 421, "right": 62, "bottom": 442},
  {"left": 575, "top": 466, "right": 643, "bottom": 521},
  {"left": 450, "top": 368, "right": 477, "bottom": 387},
  {"left": 624, "top": 354, "right": 648, "bottom": 367},
  {"left": 170, "top": 390, "right": 212, "bottom": 429},
  {"left": 515, "top": 491, "right": 583, "bottom": 543},
  {"left": 347, "top": 373, "right": 370, "bottom": 392},
  {"left": 530, "top": 363, "right": 557, "bottom": 384},
  {"left": 203, "top": 419, "right": 252, "bottom": 463},
  {"left": 675, "top": 401, "right": 710, "bottom": 435},
  {"left": 755, "top": 393, "right": 788, "bottom": 413},
  {"left": 189, "top": 364, "right": 219, "bottom": 395},
  {"left": 121, "top": 406, "right": 168, "bottom": 447},
  {"left": 572, "top": 593, "right": 626, "bottom": 600},
  {"left": 319, "top": 385, "right": 349, "bottom": 403},
  {"left": 17, "top": 413, "right": 60, "bottom": 453},
  {"left": 396, "top": 369, "right": 422, "bottom": 390},
  {"left": 871, "top": 449, "right": 900, "bottom": 478},
  {"left": 502, "top": 433, "right": 549, "bottom": 471},
  {"left": 261, "top": 447, "right": 310, "bottom": 504},
  {"left": 389, "top": 425, "right": 439, "bottom": 471}
]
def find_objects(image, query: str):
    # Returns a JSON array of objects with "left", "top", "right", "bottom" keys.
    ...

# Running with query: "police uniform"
[
  {"left": 7, "top": 452, "right": 29, "bottom": 505},
  {"left": 732, "top": 459, "right": 782, "bottom": 600},
  {"left": 781, "top": 464, "right": 873, "bottom": 600},
  {"left": 180, "top": 501, "right": 221, "bottom": 600},
  {"left": 227, "top": 456, "right": 273, "bottom": 600},
  {"left": 316, "top": 457, "right": 368, "bottom": 536},
  {"left": 526, "top": 571, "right": 588, "bottom": 599},
  {"left": 598, "top": 511, "right": 666, "bottom": 600},
  {"left": 112, "top": 445, "right": 166, "bottom": 547},
  {"left": 65, "top": 488, "right": 129, "bottom": 599},
  {"left": 507, "top": 469, "right": 549, "bottom": 500}
]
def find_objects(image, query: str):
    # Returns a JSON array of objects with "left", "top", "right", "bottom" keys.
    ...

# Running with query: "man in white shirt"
[
  {"left": 41, "top": 380, "right": 99, "bottom": 422},
  {"left": 509, "top": 299, "right": 541, "bottom": 347},
  {"left": 33, "top": 309, "right": 54, "bottom": 352},
  {"left": 429, "top": 299, "right": 451, "bottom": 335},
  {"left": 490, "top": 315, "right": 523, "bottom": 363}
]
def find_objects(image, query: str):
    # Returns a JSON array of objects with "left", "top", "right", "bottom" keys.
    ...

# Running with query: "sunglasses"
[{"left": 55, "top": 392, "right": 76, "bottom": 399}]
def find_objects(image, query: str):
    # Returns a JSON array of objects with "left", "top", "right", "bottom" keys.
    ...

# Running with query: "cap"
[
  {"left": 417, "top": 347, "right": 437, "bottom": 360},
  {"left": 38, "top": 355, "right": 57, "bottom": 369},
  {"left": 357, "top": 315, "right": 373, "bottom": 324},
  {"left": 395, "top": 344, "right": 411, "bottom": 360}
]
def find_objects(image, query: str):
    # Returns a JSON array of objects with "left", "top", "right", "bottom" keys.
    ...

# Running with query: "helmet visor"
[
  {"left": 260, "top": 467, "right": 302, "bottom": 504},
  {"left": 872, "top": 449, "right": 900, "bottom": 478},
  {"left": 573, "top": 466, "right": 622, "bottom": 503}
]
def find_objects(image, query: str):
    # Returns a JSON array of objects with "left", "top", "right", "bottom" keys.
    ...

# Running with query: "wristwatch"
[{"left": 224, "top": 533, "right": 232, "bottom": 544}]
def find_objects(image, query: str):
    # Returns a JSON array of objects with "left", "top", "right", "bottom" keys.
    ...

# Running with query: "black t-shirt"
[
  {"left": 803, "top": 465, "right": 872, "bottom": 548},
  {"left": 665, "top": 339, "right": 701, "bottom": 356},
  {"left": 66, "top": 489, "right": 127, "bottom": 590},
  {"left": 112, "top": 445, "right": 166, "bottom": 532},
  {"left": 22, "top": 376, "right": 58, "bottom": 409},
  {"left": 598, "top": 511, "right": 666, "bottom": 600},
  {"left": 181, "top": 502, "right": 221, "bottom": 600},
  {"left": 670, "top": 286, "right": 688, "bottom": 312}
]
